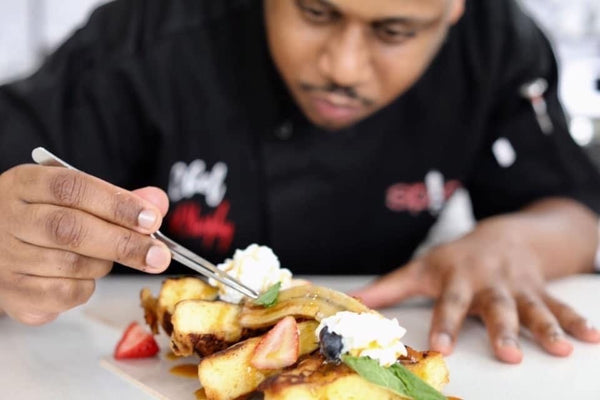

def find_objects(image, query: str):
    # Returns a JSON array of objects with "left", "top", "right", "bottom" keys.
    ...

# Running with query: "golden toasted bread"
[
  {"left": 226, "top": 348, "right": 448, "bottom": 400},
  {"left": 170, "top": 299, "right": 249, "bottom": 357},
  {"left": 247, "top": 353, "right": 407, "bottom": 400},
  {"left": 198, "top": 321, "right": 320, "bottom": 400},
  {"left": 399, "top": 346, "right": 450, "bottom": 392},
  {"left": 140, "top": 277, "right": 218, "bottom": 335}
]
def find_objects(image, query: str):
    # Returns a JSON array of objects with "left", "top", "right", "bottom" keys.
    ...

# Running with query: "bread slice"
[
  {"left": 140, "top": 277, "right": 218, "bottom": 335},
  {"left": 170, "top": 299, "right": 247, "bottom": 357},
  {"left": 239, "top": 349, "right": 448, "bottom": 400},
  {"left": 198, "top": 321, "right": 320, "bottom": 400}
]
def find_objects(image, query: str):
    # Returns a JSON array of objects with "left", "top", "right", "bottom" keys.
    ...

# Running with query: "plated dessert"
[{"left": 138, "top": 245, "right": 451, "bottom": 400}]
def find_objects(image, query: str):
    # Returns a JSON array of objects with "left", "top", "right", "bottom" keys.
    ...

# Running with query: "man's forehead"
[{"left": 316, "top": 0, "right": 449, "bottom": 22}]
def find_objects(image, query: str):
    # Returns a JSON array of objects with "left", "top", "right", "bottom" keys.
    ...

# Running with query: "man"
[{"left": 0, "top": 0, "right": 598, "bottom": 364}]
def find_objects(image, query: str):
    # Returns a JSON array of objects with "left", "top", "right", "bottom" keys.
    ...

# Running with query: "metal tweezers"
[{"left": 31, "top": 147, "right": 259, "bottom": 300}]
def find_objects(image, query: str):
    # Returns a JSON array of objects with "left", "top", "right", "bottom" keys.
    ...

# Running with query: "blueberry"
[{"left": 319, "top": 327, "right": 344, "bottom": 361}]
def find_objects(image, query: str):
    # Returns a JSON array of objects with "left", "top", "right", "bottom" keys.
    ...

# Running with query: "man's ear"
[{"left": 448, "top": 0, "right": 465, "bottom": 25}]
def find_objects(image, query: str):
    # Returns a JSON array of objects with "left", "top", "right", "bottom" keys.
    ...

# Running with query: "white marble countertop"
[{"left": 2, "top": 274, "right": 600, "bottom": 399}]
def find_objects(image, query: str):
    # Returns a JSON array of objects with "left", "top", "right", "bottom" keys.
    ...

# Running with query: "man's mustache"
[{"left": 299, "top": 82, "right": 374, "bottom": 107}]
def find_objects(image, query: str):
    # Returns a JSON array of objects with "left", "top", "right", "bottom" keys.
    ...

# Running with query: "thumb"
[
  {"left": 350, "top": 259, "right": 425, "bottom": 309},
  {"left": 132, "top": 186, "right": 169, "bottom": 217}
]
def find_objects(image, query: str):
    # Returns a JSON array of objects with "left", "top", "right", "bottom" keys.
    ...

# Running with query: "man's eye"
[
  {"left": 374, "top": 26, "right": 416, "bottom": 44},
  {"left": 296, "top": 1, "right": 337, "bottom": 23}
]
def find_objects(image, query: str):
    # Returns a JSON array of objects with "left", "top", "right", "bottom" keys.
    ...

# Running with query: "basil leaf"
[
  {"left": 342, "top": 355, "right": 446, "bottom": 400},
  {"left": 254, "top": 282, "right": 281, "bottom": 307}
]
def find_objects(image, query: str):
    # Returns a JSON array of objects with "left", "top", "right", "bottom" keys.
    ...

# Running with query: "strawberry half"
[
  {"left": 250, "top": 316, "right": 299, "bottom": 370},
  {"left": 114, "top": 322, "right": 160, "bottom": 360}
]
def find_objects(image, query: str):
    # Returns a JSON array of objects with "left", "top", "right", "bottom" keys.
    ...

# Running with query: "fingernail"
[
  {"left": 138, "top": 209, "right": 158, "bottom": 229},
  {"left": 584, "top": 320, "right": 598, "bottom": 332},
  {"left": 499, "top": 337, "right": 520, "bottom": 349},
  {"left": 434, "top": 333, "right": 453, "bottom": 351},
  {"left": 145, "top": 245, "right": 170, "bottom": 271},
  {"left": 549, "top": 331, "right": 565, "bottom": 343}
]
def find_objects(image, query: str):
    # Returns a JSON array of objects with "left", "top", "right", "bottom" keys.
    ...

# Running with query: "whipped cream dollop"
[
  {"left": 316, "top": 311, "right": 408, "bottom": 367},
  {"left": 209, "top": 244, "right": 292, "bottom": 304}
]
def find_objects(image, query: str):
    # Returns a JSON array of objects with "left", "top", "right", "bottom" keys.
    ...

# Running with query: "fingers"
[
  {"left": 349, "top": 260, "right": 426, "bottom": 308},
  {"left": 12, "top": 165, "right": 164, "bottom": 234},
  {"left": 429, "top": 276, "right": 473, "bottom": 356},
  {"left": 0, "top": 273, "right": 95, "bottom": 323},
  {"left": 472, "top": 287, "right": 522, "bottom": 364},
  {"left": 15, "top": 203, "right": 171, "bottom": 273},
  {"left": 131, "top": 187, "right": 169, "bottom": 217},
  {"left": 517, "top": 293, "right": 573, "bottom": 357},
  {"left": 5, "top": 310, "right": 59, "bottom": 326},
  {"left": 543, "top": 295, "right": 600, "bottom": 343},
  {"left": 8, "top": 239, "right": 113, "bottom": 280}
]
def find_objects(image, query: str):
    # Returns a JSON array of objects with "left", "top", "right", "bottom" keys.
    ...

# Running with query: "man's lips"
[{"left": 309, "top": 94, "right": 364, "bottom": 123}]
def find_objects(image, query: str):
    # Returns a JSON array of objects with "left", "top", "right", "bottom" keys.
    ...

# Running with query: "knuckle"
[
  {"left": 564, "top": 316, "right": 587, "bottom": 332},
  {"left": 78, "top": 280, "right": 96, "bottom": 304},
  {"left": 49, "top": 171, "right": 87, "bottom": 207},
  {"left": 8, "top": 164, "right": 33, "bottom": 185},
  {"left": 52, "top": 279, "right": 94, "bottom": 308},
  {"left": 96, "top": 261, "right": 113, "bottom": 278},
  {"left": 46, "top": 210, "right": 86, "bottom": 248},
  {"left": 492, "top": 321, "right": 511, "bottom": 334},
  {"left": 478, "top": 287, "right": 510, "bottom": 309},
  {"left": 434, "top": 323, "right": 455, "bottom": 336},
  {"left": 441, "top": 290, "right": 470, "bottom": 309},
  {"left": 533, "top": 321, "right": 559, "bottom": 337},
  {"left": 52, "top": 279, "right": 77, "bottom": 305},
  {"left": 58, "top": 252, "right": 83, "bottom": 275},
  {"left": 112, "top": 195, "right": 143, "bottom": 226},
  {"left": 516, "top": 293, "right": 541, "bottom": 313},
  {"left": 115, "top": 231, "right": 143, "bottom": 263},
  {"left": 89, "top": 260, "right": 113, "bottom": 279}
]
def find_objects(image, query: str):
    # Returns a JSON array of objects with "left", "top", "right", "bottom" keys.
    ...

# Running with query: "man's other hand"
[{"left": 352, "top": 205, "right": 600, "bottom": 363}]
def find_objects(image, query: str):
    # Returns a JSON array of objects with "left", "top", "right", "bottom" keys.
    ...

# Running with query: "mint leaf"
[
  {"left": 254, "top": 282, "right": 281, "bottom": 307},
  {"left": 387, "top": 362, "right": 447, "bottom": 400},
  {"left": 342, "top": 355, "right": 410, "bottom": 397},
  {"left": 342, "top": 355, "right": 446, "bottom": 400}
]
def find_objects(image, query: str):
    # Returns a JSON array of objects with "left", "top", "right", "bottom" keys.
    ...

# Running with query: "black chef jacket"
[{"left": 0, "top": 0, "right": 599, "bottom": 275}]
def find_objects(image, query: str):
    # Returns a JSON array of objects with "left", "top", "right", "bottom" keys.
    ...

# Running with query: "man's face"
[{"left": 264, "top": 0, "right": 465, "bottom": 130}]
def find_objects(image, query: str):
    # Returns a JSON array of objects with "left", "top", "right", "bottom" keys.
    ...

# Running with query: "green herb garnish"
[
  {"left": 254, "top": 282, "right": 281, "bottom": 307},
  {"left": 342, "top": 355, "right": 446, "bottom": 400}
]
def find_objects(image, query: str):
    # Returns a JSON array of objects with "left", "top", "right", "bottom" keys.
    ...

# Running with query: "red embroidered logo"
[
  {"left": 168, "top": 200, "right": 235, "bottom": 253},
  {"left": 386, "top": 171, "right": 461, "bottom": 214}
]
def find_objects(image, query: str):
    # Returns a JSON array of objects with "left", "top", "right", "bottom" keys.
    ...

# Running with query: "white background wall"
[{"left": 0, "top": 0, "right": 108, "bottom": 83}]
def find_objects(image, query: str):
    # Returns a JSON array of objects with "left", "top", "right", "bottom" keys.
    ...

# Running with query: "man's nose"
[{"left": 318, "top": 24, "right": 372, "bottom": 88}]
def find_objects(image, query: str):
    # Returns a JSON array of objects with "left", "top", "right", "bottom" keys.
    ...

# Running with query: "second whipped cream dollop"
[
  {"left": 316, "top": 311, "right": 408, "bottom": 367},
  {"left": 209, "top": 244, "right": 292, "bottom": 304}
]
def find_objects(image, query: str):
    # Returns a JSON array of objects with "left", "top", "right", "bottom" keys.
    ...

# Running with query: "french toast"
[
  {"left": 141, "top": 276, "right": 451, "bottom": 400},
  {"left": 141, "top": 276, "right": 217, "bottom": 335},
  {"left": 198, "top": 321, "right": 320, "bottom": 400},
  {"left": 238, "top": 350, "right": 447, "bottom": 400}
]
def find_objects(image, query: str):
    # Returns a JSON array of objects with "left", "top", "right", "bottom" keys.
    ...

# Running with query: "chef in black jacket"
[{"left": 0, "top": 0, "right": 599, "bottom": 363}]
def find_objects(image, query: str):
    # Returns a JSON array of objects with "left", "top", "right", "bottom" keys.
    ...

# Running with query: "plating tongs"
[{"left": 31, "top": 147, "right": 259, "bottom": 300}]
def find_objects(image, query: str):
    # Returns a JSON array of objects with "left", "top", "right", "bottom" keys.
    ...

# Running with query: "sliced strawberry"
[
  {"left": 250, "top": 316, "right": 299, "bottom": 370},
  {"left": 114, "top": 322, "right": 160, "bottom": 360}
]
